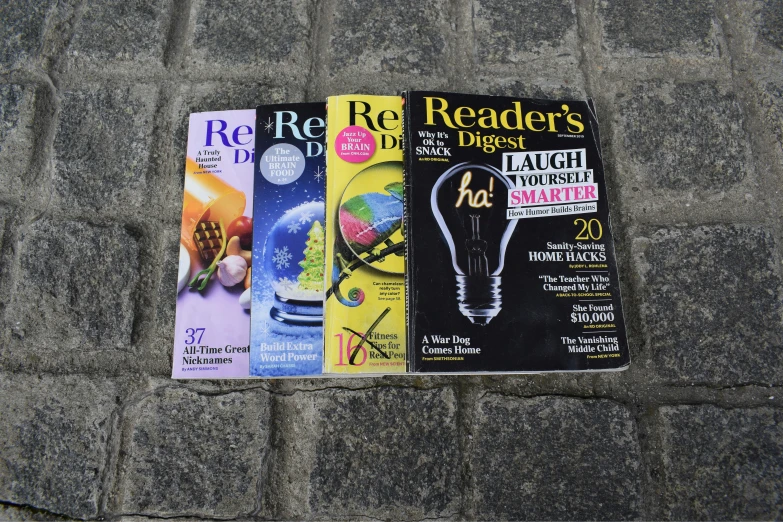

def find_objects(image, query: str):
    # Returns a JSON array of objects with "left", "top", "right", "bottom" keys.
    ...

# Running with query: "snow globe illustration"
[{"left": 262, "top": 200, "right": 325, "bottom": 325}]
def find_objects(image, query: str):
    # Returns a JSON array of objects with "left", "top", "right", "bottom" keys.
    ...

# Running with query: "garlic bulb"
[
  {"left": 239, "top": 288, "right": 251, "bottom": 310},
  {"left": 216, "top": 255, "right": 247, "bottom": 287}
]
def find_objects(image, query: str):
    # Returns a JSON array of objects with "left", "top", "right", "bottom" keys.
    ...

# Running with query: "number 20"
[{"left": 574, "top": 218, "right": 603, "bottom": 240}]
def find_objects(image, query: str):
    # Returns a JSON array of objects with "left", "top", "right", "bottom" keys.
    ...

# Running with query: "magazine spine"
[{"left": 402, "top": 92, "right": 415, "bottom": 373}]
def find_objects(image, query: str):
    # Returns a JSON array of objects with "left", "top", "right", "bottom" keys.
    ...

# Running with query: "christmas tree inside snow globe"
[{"left": 262, "top": 201, "right": 325, "bottom": 325}]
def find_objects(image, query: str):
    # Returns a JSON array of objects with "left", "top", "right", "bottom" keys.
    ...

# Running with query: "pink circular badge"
[{"left": 334, "top": 125, "right": 376, "bottom": 163}]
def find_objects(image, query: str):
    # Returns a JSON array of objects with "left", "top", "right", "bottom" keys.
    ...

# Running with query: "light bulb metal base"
[{"left": 456, "top": 275, "right": 502, "bottom": 326}]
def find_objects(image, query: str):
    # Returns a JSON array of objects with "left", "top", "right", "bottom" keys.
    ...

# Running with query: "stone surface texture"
[
  {"left": 0, "top": 83, "right": 38, "bottom": 200},
  {"left": 306, "top": 387, "right": 459, "bottom": 519},
  {"left": 1, "top": 219, "right": 139, "bottom": 373},
  {"left": 472, "top": 395, "right": 641, "bottom": 520},
  {"left": 0, "top": 0, "right": 782, "bottom": 520},
  {"left": 634, "top": 225, "right": 783, "bottom": 385},
  {"left": 619, "top": 80, "right": 751, "bottom": 191},
  {"left": 759, "top": 0, "right": 783, "bottom": 50},
  {"left": 598, "top": 0, "right": 720, "bottom": 56},
  {"left": 761, "top": 81, "right": 783, "bottom": 147},
  {"left": 474, "top": 0, "right": 578, "bottom": 64},
  {"left": 0, "top": 0, "right": 56, "bottom": 69},
  {"left": 189, "top": 0, "right": 312, "bottom": 78},
  {"left": 327, "top": 0, "right": 450, "bottom": 75},
  {"left": 53, "top": 86, "right": 158, "bottom": 215},
  {"left": 261, "top": 387, "right": 459, "bottom": 519},
  {"left": 0, "top": 373, "right": 122, "bottom": 519},
  {"left": 67, "top": 0, "right": 172, "bottom": 68},
  {"left": 114, "top": 386, "right": 271, "bottom": 518},
  {"left": 658, "top": 405, "right": 783, "bottom": 519}
]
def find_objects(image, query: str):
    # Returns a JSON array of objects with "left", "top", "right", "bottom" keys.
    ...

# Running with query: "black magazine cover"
[{"left": 403, "top": 91, "right": 630, "bottom": 373}]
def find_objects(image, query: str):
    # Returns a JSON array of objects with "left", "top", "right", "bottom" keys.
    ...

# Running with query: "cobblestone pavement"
[{"left": 0, "top": 0, "right": 782, "bottom": 520}]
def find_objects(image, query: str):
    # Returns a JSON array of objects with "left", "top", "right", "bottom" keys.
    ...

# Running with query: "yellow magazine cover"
[{"left": 324, "top": 95, "right": 406, "bottom": 374}]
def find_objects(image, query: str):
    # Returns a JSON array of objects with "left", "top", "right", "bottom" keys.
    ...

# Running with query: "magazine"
[
  {"left": 172, "top": 110, "right": 255, "bottom": 379},
  {"left": 250, "top": 103, "right": 326, "bottom": 377},
  {"left": 403, "top": 91, "right": 630, "bottom": 373},
  {"left": 323, "top": 95, "right": 407, "bottom": 374}
]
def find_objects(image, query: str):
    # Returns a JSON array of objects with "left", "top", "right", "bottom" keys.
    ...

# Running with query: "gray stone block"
[
  {"left": 472, "top": 395, "right": 641, "bottom": 520},
  {"left": 759, "top": 0, "right": 783, "bottom": 51},
  {"left": 0, "top": 84, "right": 25, "bottom": 153},
  {"left": 658, "top": 405, "right": 783, "bottom": 519},
  {"left": 189, "top": 0, "right": 312, "bottom": 73},
  {"left": 598, "top": 0, "right": 719, "bottom": 56},
  {"left": 2, "top": 219, "right": 139, "bottom": 367},
  {"left": 760, "top": 81, "right": 783, "bottom": 149},
  {"left": 328, "top": 0, "right": 449, "bottom": 75},
  {"left": 154, "top": 226, "right": 179, "bottom": 366},
  {"left": 313, "top": 76, "right": 449, "bottom": 102},
  {"left": 309, "top": 387, "right": 460, "bottom": 517},
  {"left": 276, "top": 387, "right": 459, "bottom": 519},
  {"left": 0, "top": 84, "right": 39, "bottom": 202},
  {"left": 481, "top": 78, "right": 586, "bottom": 99},
  {"left": 0, "top": 372, "right": 121, "bottom": 519},
  {"left": 0, "top": 505, "right": 69, "bottom": 521},
  {"left": 474, "top": 0, "right": 577, "bottom": 65},
  {"left": 0, "top": 204, "right": 10, "bottom": 246},
  {"left": 53, "top": 85, "right": 158, "bottom": 214},
  {"left": 619, "top": 81, "right": 751, "bottom": 191},
  {"left": 67, "top": 0, "right": 172, "bottom": 67},
  {"left": 0, "top": 0, "right": 56, "bottom": 69},
  {"left": 0, "top": 205, "right": 17, "bottom": 327},
  {"left": 115, "top": 386, "right": 270, "bottom": 518},
  {"left": 0, "top": 203, "right": 16, "bottom": 261},
  {"left": 635, "top": 225, "right": 783, "bottom": 384}
]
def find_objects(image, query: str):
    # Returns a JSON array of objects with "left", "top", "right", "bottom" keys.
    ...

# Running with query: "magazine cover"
[
  {"left": 172, "top": 109, "right": 255, "bottom": 379},
  {"left": 250, "top": 103, "right": 325, "bottom": 377},
  {"left": 323, "top": 95, "right": 407, "bottom": 374},
  {"left": 404, "top": 91, "right": 630, "bottom": 373}
]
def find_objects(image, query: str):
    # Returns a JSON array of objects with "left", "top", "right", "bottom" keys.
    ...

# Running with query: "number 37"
[{"left": 185, "top": 328, "right": 205, "bottom": 344}]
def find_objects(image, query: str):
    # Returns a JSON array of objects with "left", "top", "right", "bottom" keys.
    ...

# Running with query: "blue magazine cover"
[{"left": 250, "top": 103, "right": 326, "bottom": 377}]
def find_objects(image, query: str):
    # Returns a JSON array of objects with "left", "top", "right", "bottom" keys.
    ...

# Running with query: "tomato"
[{"left": 227, "top": 216, "right": 253, "bottom": 250}]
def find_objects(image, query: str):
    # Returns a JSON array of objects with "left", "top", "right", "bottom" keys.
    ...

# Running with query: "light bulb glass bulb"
[{"left": 431, "top": 162, "right": 517, "bottom": 325}]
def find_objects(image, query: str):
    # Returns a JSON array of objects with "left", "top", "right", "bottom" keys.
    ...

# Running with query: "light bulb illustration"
[{"left": 431, "top": 162, "right": 518, "bottom": 325}]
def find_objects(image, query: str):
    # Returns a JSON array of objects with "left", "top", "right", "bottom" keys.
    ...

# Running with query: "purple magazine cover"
[{"left": 172, "top": 110, "right": 255, "bottom": 379}]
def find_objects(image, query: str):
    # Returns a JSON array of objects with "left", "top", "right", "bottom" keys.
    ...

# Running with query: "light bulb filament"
[{"left": 466, "top": 214, "right": 489, "bottom": 276}]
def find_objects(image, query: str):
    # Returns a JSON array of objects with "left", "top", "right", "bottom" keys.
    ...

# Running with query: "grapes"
[{"left": 227, "top": 216, "right": 253, "bottom": 250}]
